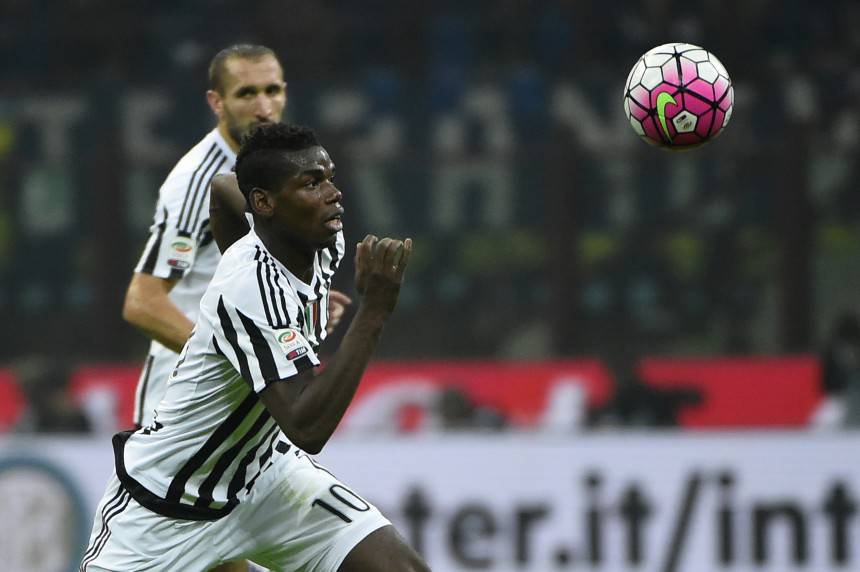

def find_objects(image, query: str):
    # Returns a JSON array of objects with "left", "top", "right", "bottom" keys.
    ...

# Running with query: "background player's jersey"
[
  {"left": 117, "top": 229, "right": 345, "bottom": 520},
  {"left": 132, "top": 128, "right": 236, "bottom": 426}
]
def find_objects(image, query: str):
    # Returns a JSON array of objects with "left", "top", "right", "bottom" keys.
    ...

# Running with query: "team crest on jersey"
[
  {"left": 276, "top": 328, "right": 307, "bottom": 360},
  {"left": 167, "top": 238, "right": 195, "bottom": 269}
]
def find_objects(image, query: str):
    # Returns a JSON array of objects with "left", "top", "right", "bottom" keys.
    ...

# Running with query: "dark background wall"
[{"left": 1, "top": 0, "right": 858, "bottom": 364}]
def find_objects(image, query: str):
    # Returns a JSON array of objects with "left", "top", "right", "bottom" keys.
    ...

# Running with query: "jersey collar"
[{"left": 211, "top": 128, "right": 237, "bottom": 164}]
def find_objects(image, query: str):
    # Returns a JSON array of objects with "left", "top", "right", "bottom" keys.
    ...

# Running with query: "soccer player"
[
  {"left": 123, "top": 44, "right": 351, "bottom": 430},
  {"left": 81, "top": 123, "right": 428, "bottom": 572}
]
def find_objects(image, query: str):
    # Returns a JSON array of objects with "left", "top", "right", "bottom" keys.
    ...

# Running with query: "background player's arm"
[
  {"left": 260, "top": 235, "right": 411, "bottom": 454},
  {"left": 209, "top": 172, "right": 250, "bottom": 254},
  {"left": 122, "top": 273, "right": 194, "bottom": 353}
]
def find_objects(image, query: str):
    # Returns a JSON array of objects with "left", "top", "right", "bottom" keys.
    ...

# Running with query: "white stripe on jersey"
[{"left": 118, "top": 228, "right": 345, "bottom": 520}]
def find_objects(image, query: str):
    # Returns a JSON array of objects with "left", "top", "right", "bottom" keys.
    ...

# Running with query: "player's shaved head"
[{"left": 209, "top": 44, "right": 280, "bottom": 94}]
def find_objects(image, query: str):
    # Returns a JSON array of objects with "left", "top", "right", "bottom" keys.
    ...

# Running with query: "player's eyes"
[{"left": 266, "top": 85, "right": 283, "bottom": 95}]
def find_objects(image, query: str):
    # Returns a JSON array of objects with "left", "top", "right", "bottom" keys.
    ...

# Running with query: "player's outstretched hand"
[
  {"left": 325, "top": 290, "right": 352, "bottom": 334},
  {"left": 354, "top": 235, "right": 412, "bottom": 316}
]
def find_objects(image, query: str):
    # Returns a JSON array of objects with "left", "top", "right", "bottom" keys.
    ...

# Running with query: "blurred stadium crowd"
[{"left": 0, "top": 0, "right": 858, "bottom": 366}]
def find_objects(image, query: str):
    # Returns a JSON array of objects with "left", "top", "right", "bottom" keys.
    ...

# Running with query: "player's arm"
[
  {"left": 124, "top": 178, "right": 200, "bottom": 353},
  {"left": 122, "top": 273, "right": 193, "bottom": 353},
  {"left": 209, "top": 172, "right": 250, "bottom": 254},
  {"left": 260, "top": 235, "right": 411, "bottom": 454}
]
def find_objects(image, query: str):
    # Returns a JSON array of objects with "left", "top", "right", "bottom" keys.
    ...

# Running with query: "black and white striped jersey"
[
  {"left": 116, "top": 228, "right": 345, "bottom": 520},
  {"left": 132, "top": 128, "right": 236, "bottom": 427}
]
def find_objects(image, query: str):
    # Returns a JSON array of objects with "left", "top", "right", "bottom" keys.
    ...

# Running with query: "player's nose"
[
  {"left": 255, "top": 96, "right": 274, "bottom": 119},
  {"left": 325, "top": 184, "right": 342, "bottom": 203}
]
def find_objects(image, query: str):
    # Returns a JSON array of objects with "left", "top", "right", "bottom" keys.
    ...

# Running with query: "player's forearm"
[
  {"left": 289, "top": 306, "right": 387, "bottom": 452},
  {"left": 123, "top": 290, "right": 194, "bottom": 353}
]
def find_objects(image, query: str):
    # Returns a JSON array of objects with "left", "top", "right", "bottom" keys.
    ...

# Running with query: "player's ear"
[
  {"left": 249, "top": 187, "right": 274, "bottom": 217},
  {"left": 206, "top": 90, "right": 224, "bottom": 118}
]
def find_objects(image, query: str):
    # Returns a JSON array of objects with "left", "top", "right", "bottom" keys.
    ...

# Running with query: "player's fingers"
[
  {"left": 363, "top": 234, "right": 378, "bottom": 249},
  {"left": 356, "top": 235, "right": 378, "bottom": 267},
  {"left": 373, "top": 238, "right": 394, "bottom": 271},
  {"left": 329, "top": 304, "right": 345, "bottom": 321},
  {"left": 380, "top": 238, "right": 403, "bottom": 271},
  {"left": 354, "top": 242, "right": 365, "bottom": 268},
  {"left": 393, "top": 238, "right": 413, "bottom": 279},
  {"left": 325, "top": 302, "right": 345, "bottom": 333},
  {"left": 328, "top": 289, "right": 353, "bottom": 307}
]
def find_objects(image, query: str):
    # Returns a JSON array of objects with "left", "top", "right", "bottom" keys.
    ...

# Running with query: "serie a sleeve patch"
[{"left": 273, "top": 328, "right": 313, "bottom": 362}]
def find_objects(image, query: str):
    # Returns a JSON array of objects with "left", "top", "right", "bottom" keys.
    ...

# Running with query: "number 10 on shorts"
[{"left": 313, "top": 484, "right": 371, "bottom": 523}]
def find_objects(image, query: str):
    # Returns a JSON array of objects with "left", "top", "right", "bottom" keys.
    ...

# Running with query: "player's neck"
[
  {"left": 217, "top": 123, "right": 240, "bottom": 153},
  {"left": 255, "top": 225, "right": 315, "bottom": 284}
]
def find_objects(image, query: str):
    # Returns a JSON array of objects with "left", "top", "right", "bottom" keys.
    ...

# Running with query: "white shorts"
[{"left": 80, "top": 452, "right": 390, "bottom": 572}]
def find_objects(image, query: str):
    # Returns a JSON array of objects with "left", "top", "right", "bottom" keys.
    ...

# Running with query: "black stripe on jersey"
[
  {"left": 264, "top": 259, "right": 286, "bottom": 326},
  {"left": 312, "top": 253, "right": 327, "bottom": 342},
  {"left": 139, "top": 207, "right": 168, "bottom": 274},
  {"left": 254, "top": 247, "right": 292, "bottom": 328},
  {"left": 295, "top": 290, "right": 309, "bottom": 335},
  {"left": 178, "top": 144, "right": 218, "bottom": 229},
  {"left": 212, "top": 335, "right": 225, "bottom": 357},
  {"left": 197, "top": 218, "right": 215, "bottom": 248},
  {"left": 326, "top": 242, "right": 341, "bottom": 276},
  {"left": 217, "top": 297, "right": 253, "bottom": 386},
  {"left": 112, "top": 430, "right": 237, "bottom": 521},
  {"left": 255, "top": 429, "right": 281, "bottom": 470},
  {"left": 134, "top": 355, "right": 155, "bottom": 426},
  {"left": 184, "top": 153, "right": 228, "bottom": 234},
  {"left": 193, "top": 410, "right": 273, "bottom": 507},
  {"left": 165, "top": 390, "right": 260, "bottom": 503},
  {"left": 315, "top": 243, "right": 340, "bottom": 342},
  {"left": 254, "top": 249, "right": 277, "bottom": 327},
  {"left": 241, "top": 430, "right": 280, "bottom": 494},
  {"left": 227, "top": 423, "right": 279, "bottom": 497},
  {"left": 271, "top": 269, "right": 292, "bottom": 324},
  {"left": 243, "top": 460, "right": 272, "bottom": 494},
  {"left": 261, "top": 248, "right": 292, "bottom": 326},
  {"left": 236, "top": 308, "right": 280, "bottom": 382}
]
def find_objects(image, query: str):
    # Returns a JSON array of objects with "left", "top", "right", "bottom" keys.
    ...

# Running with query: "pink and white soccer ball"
[{"left": 623, "top": 43, "right": 734, "bottom": 149}]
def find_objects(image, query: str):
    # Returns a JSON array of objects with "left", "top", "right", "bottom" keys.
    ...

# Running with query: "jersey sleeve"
[
  {"left": 208, "top": 278, "right": 320, "bottom": 393},
  {"left": 134, "top": 160, "right": 221, "bottom": 280}
]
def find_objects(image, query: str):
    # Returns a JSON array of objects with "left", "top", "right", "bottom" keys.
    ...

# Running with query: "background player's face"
[
  {"left": 270, "top": 146, "right": 342, "bottom": 249},
  {"left": 211, "top": 55, "right": 286, "bottom": 146}
]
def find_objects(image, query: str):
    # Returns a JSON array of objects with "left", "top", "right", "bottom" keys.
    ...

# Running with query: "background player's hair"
[
  {"left": 208, "top": 44, "right": 279, "bottom": 94},
  {"left": 235, "top": 123, "right": 321, "bottom": 202}
]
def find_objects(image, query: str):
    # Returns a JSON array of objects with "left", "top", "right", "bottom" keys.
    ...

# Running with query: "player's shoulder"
[
  {"left": 212, "top": 233, "right": 278, "bottom": 296},
  {"left": 214, "top": 233, "right": 260, "bottom": 278},
  {"left": 207, "top": 233, "right": 301, "bottom": 323},
  {"left": 159, "top": 129, "right": 236, "bottom": 198}
]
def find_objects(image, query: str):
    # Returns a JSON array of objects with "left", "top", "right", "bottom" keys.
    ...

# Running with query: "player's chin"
[{"left": 317, "top": 231, "right": 340, "bottom": 249}]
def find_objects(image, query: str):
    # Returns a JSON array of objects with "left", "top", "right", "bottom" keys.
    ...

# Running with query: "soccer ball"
[{"left": 623, "top": 43, "right": 734, "bottom": 149}]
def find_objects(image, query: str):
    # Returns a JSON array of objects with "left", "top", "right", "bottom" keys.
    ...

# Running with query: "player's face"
[
  {"left": 213, "top": 55, "right": 286, "bottom": 147},
  {"left": 273, "top": 146, "right": 342, "bottom": 249}
]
